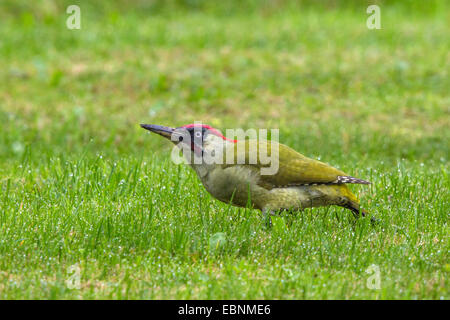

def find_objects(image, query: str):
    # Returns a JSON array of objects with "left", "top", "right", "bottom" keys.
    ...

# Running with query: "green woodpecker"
[{"left": 141, "top": 123, "right": 371, "bottom": 222}]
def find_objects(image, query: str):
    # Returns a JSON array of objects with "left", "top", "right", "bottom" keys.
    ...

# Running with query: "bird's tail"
[{"left": 336, "top": 176, "right": 371, "bottom": 185}]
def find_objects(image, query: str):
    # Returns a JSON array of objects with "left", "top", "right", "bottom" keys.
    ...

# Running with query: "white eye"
[{"left": 195, "top": 132, "right": 202, "bottom": 138}]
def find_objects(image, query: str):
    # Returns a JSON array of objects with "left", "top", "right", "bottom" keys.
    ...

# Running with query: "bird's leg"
[
  {"left": 262, "top": 208, "right": 275, "bottom": 228},
  {"left": 283, "top": 208, "right": 298, "bottom": 227}
]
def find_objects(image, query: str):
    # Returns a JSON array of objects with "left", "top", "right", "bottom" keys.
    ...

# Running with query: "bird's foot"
[
  {"left": 370, "top": 216, "right": 380, "bottom": 226},
  {"left": 262, "top": 209, "right": 275, "bottom": 229}
]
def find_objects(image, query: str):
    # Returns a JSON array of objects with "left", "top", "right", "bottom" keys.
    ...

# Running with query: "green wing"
[{"left": 222, "top": 140, "right": 347, "bottom": 189}]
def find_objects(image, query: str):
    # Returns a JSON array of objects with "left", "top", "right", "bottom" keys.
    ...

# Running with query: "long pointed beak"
[{"left": 140, "top": 124, "right": 175, "bottom": 139}]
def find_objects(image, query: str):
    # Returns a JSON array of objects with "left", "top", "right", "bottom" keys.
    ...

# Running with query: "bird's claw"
[{"left": 262, "top": 209, "right": 274, "bottom": 229}]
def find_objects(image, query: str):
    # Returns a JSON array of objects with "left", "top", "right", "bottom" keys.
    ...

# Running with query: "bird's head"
[{"left": 140, "top": 123, "right": 236, "bottom": 155}]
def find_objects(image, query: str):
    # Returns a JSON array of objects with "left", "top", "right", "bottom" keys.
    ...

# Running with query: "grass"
[{"left": 0, "top": 0, "right": 448, "bottom": 299}]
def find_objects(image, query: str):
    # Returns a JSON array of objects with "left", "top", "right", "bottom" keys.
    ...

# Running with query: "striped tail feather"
[{"left": 336, "top": 176, "right": 371, "bottom": 185}]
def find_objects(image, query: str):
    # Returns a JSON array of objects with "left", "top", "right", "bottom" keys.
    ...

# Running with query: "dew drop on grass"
[{"left": 12, "top": 141, "right": 24, "bottom": 154}]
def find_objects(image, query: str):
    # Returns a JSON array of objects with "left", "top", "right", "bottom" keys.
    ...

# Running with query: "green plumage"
[
  {"left": 140, "top": 123, "right": 371, "bottom": 219},
  {"left": 202, "top": 139, "right": 370, "bottom": 217},
  {"left": 223, "top": 140, "right": 348, "bottom": 187}
]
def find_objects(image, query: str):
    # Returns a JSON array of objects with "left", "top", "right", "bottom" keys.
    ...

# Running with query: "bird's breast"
[{"left": 195, "top": 164, "right": 268, "bottom": 209}]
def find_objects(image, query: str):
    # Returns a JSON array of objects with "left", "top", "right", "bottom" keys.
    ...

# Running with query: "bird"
[{"left": 140, "top": 123, "right": 372, "bottom": 225}]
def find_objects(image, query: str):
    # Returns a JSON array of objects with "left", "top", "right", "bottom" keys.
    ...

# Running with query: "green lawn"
[{"left": 0, "top": 0, "right": 448, "bottom": 299}]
